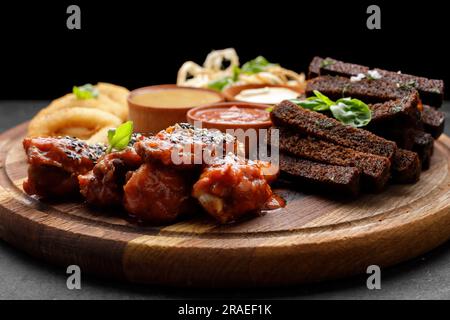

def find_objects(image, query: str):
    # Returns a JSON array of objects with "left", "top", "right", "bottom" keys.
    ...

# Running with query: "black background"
[{"left": 0, "top": 0, "right": 448, "bottom": 99}]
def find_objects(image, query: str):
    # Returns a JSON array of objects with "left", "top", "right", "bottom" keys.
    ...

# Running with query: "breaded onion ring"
[
  {"left": 28, "top": 107, "right": 122, "bottom": 140},
  {"left": 177, "top": 48, "right": 306, "bottom": 90},
  {"left": 97, "top": 82, "right": 130, "bottom": 112},
  {"left": 57, "top": 127, "right": 94, "bottom": 140},
  {"left": 35, "top": 93, "right": 128, "bottom": 122},
  {"left": 86, "top": 127, "right": 111, "bottom": 144}
]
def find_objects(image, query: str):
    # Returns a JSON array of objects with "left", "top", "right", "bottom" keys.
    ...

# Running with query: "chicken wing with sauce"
[
  {"left": 134, "top": 123, "right": 239, "bottom": 168},
  {"left": 22, "top": 126, "right": 279, "bottom": 225},
  {"left": 23, "top": 136, "right": 105, "bottom": 198},
  {"left": 123, "top": 162, "right": 196, "bottom": 224},
  {"left": 192, "top": 154, "right": 274, "bottom": 223},
  {"left": 78, "top": 148, "right": 142, "bottom": 207}
]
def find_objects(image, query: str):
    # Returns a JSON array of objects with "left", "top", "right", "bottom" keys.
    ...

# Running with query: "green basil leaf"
[
  {"left": 107, "top": 128, "right": 116, "bottom": 142},
  {"left": 106, "top": 133, "right": 114, "bottom": 153},
  {"left": 292, "top": 91, "right": 371, "bottom": 127},
  {"left": 107, "top": 121, "right": 133, "bottom": 153},
  {"left": 320, "top": 58, "right": 335, "bottom": 68},
  {"left": 241, "top": 56, "right": 276, "bottom": 74},
  {"left": 291, "top": 98, "right": 329, "bottom": 111},
  {"left": 307, "top": 97, "right": 332, "bottom": 111},
  {"left": 330, "top": 98, "right": 372, "bottom": 127},
  {"left": 313, "top": 90, "right": 335, "bottom": 107},
  {"left": 232, "top": 65, "right": 241, "bottom": 81},
  {"left": 73, "top": 84, "right": 99, "bottom": 100},
  {"left": 207, "top": 77, "right": 234, "bottom": 91}
]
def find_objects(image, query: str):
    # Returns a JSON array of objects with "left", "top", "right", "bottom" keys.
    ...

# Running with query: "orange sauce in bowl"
[
  {"left": 194, "top": 106, "right": 270, "bottom": 124},
  {"left": 131, "top": 88, "right": 222, "bottom": 109}
]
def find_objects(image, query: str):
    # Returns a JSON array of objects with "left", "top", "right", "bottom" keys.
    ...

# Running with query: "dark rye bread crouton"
[
  {"left": 274, "top": 127, "right": 391, "bottom": 191},
  {"left": 279, "top": 153, "right": 361, "bottom": 197},
  {"left": 412, "top": 130, "right": 434, "bottom": 170},
  {"left": 308, "top": 56, "right": 368, "bottom": 79},
  {"left": 368, "top": 91, "right": 421, "bottom": 127},
  {"left": 297, "top": 87, "right": 421, "bottom": 147},
  {"left": 422, "top": 105, "right": 445, "bottom": 139},
  {"left": 391, "top": 149, "right": 421, "bottom": 184},
  {"left": 308, "top": 56, "right": 323, "bottom": 79},
  {"left": 271, "top": 100, "right": 397, "bottom": 160},
  {"left": 306, "top": 77, "right": 423, "bottom": 144},
  {"left": 366, "top": 126, "right": 433, "bottom": 170},
  {"left": 374, "top": 68, "right": 444, "bottom": 108},
  {"left": 365, "top": 92, "right": 421, "bottom": 148},
  {"left": 308, "top": 57, "right": 444, "bottom": 107},
  {"left": 306, "top": 75, "right": 412, "bottom": 103},
  {"left": 368, "top": 126, "right": 417, "bottom": 150}
]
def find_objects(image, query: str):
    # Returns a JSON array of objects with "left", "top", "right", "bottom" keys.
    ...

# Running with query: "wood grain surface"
[{"left": 1, "top": 122, "right": 450, "bottom": 287}]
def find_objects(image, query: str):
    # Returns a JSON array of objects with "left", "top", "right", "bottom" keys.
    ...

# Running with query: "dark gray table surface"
[{"left": 1, "top": 100, "right": 450, "bottom": 300}]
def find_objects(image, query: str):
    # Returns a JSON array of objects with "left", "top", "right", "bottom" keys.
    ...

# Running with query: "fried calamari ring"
[
  {"left": 34, "top": 93, "right": 128, "bottom": 122},
  {"left": 177, "top": 48, "right": 306, "bottom": 89},
  {"left": 28, "top": 107, "right": 122, "bottom": 142},
  {"left": 86, "top": 127, "right": 111, "bottom": 144},
  {"left": 57, "top": 127, "right": 94, "bottom": 140},
  {"left": 27, "top": 83, "right": 129, "bottom": 143},
  {"left": 97, "top": 82, "right": 130, "bottom": 112}
]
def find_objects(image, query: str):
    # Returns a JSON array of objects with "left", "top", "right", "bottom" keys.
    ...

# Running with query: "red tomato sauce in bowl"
[
  {"left": 187, "top": 102, "right": 272, "bottom": 131},
  {"left": 194, "top": 106, "right": 270, "bottom": 124}
]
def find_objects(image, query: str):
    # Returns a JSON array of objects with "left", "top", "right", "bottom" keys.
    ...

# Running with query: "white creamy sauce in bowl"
[{"left": 235, "top": 87, "right": 299, "bottom": 104}]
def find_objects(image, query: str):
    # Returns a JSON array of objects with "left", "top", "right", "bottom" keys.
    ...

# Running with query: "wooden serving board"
[{"left": 1, "top": 122, "right": 450, "bottom": 287}]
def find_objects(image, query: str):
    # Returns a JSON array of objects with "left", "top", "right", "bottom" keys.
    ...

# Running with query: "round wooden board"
[{"left": 1, "top": 122, "right": 450, "bottom": 287}]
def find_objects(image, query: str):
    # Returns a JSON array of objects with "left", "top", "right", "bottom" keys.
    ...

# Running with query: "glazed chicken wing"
[
  {"left": 192, "top": 154, "right": 274, "bottom": 223},
  {"left": 78, "top": 148, "right": 142, "bottom": 207},
  {"left": 22, "top": 128, "right": 278, "bottom": 225},
  {"left": 123, "top": 162, "right": 196, "bottom": 224},
  {"left": 23, "top": 137, "right": 105, "bottom": 198},
  {"left": 134, "top": 123, "right": 238, "bottom": 168}
]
